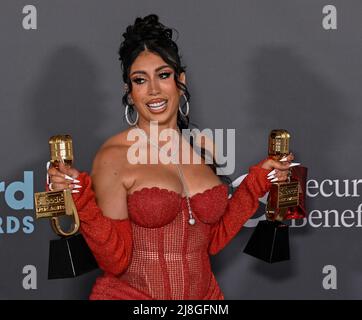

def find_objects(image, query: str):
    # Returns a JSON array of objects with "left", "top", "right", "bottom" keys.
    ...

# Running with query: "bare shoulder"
[
  {"left": 93, "top": 128, "right": 136, "bottom": 166},
  {"left": 90, "top": 128, "right": 136, "bottom": 220},
  {"left": 91, "top": 128, "right": 136, "bottom": 189}
]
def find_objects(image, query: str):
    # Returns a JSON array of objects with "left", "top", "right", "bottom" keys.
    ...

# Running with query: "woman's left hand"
[{"left": 261, "top": 153, "right": 299, "bottom": 183}]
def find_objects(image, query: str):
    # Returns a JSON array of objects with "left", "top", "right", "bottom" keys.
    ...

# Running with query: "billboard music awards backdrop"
[{"left": 0, "top": 0, "right": 361, "bottom": 300}]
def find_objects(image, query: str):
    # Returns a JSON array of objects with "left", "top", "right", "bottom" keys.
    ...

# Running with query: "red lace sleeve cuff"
[
  {"left": 71, "top": 172, "right": 133, "bottom": 275},
  {"left": 247, "top": 164, "right": 272, "bottom": 198},
  {"left": 71, "top": 172, "right": 99, "bottom": 222},
  {"left": 208, "top": 163, "right": 271, "bottom": 255}
]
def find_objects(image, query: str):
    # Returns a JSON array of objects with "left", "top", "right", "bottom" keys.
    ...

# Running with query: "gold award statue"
[
  {"left": 266, "top": 130, "right": 301, "bottom": 221},
  {"left": 244, "top": 129, "right": 307, "bottom": 263},
  {"left": 34, "top": 135, "right": 97, "bottom": 279}
]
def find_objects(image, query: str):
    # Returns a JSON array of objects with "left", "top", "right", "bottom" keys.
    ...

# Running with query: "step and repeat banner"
[{"left": 1, "top": 0, "right": 361, "bottom": 299}]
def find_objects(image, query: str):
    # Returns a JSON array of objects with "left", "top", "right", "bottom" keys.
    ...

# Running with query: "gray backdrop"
[{"left": 1, "top": 0, "right": 361, "bottom": 299}]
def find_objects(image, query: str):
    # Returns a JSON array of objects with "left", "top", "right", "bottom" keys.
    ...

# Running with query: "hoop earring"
[
  {"left": 125, "top": 104, "right": 139, "bottom": 126},
  {"left": 178, "top": 94, "right": 189, "bottom": 117}
]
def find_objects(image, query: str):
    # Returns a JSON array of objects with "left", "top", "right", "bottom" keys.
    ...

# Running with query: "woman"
[{"left": 48, "top": 14, "right": 294, "bottom": 300}]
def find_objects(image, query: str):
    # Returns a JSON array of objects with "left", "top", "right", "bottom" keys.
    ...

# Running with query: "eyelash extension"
[
  {"left": 132, "top": 78, "right": 145, "bottom": 85},
  {"left": 131, "top": 72, "right": 173, "bottom": 85},
  {"left": 159, "top": 72, "right": 172, "bottom": 79}
]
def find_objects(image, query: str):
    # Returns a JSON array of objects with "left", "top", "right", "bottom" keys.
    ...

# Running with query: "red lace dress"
[{"left": 73, "top": 165, "right": 271, "bottom": 300}]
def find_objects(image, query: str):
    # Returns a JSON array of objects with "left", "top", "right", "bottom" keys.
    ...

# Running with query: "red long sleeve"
[
  {"left": 208, "top": 165, "right": 271, "bottom": 255},
  {"left": 72, "top": 172, "right": 133, "bottom": 276}
]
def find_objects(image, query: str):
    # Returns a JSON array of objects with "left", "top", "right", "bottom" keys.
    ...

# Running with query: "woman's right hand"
[{"left": 47, "top": 162, "right": 82, "bottom": 193}]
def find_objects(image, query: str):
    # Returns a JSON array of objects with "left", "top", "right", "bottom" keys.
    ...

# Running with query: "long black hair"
[{"left": 118, "top": 14, "right": 231, "bottom": 184}]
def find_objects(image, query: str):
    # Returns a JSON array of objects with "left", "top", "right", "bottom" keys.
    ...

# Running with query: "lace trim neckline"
[{"left": 127, "top": 183, "right": 228, "bottom": 200}]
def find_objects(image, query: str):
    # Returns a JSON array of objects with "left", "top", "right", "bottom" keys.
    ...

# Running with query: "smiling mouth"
[{"left": 146, "top": 100, "right": 168, "bottom": 113}]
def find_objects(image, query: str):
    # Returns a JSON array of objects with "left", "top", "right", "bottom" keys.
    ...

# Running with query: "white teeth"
[
  {"left": 147, "top": 101, "right": 167, "bottom": 109},
  {"left": 149, "top": 102, "right": 164, "bottom": 107}
]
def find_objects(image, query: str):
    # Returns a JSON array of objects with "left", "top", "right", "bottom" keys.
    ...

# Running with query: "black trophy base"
[
  {"left": 48, "top": 233, "right": 98, "bottom": 279},
  {"left": 243, "top": 220, "right": 290, "bottom": 263}
]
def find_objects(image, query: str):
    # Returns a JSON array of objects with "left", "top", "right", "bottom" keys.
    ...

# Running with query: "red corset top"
[
  {"left": 117, "top": 184, "right": 229, "bottom": 299},
  {"left": 75, "top": 166, "right": 271, "bottom": 300},
  {"left": 127, "top": 184, "right": 229, "bottom": 228}
]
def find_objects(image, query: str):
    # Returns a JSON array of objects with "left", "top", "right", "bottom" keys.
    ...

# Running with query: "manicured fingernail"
[
  {"left": 267, "top": 175, "right": 275, "bottom": 180},
  {"left": 270, "top": 177, "right": 279, "bottom": 183},
  {"left": 280, "top": 156, "right": 288, "bottom": 162},
  {"left": 46, "top": 162, "right": 51, "bottom": 184},
  {"left": 73, "top": 184, "right": 82, "bottom": 189},
  {"left": 289, "top": 162, "right": 301, "bottom": 167},
  {"left": 71, "top": 190, "right": 80, "bottom": 193},
  {"left": 64, "top": 174, "right": 80, "bottom": 183},
  {"left": 267, "top": 169, "right": 276, "bottom": 177}
]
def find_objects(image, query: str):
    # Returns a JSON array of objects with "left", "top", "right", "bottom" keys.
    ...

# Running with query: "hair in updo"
[
  {"left": 118, "top": 14, "right": 190, "bottom": 130},
  {"left": 118, "top": 15, "right": 231, "bottom": 183}
]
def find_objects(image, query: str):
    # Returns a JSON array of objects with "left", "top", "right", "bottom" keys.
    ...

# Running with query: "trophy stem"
[
  {"left": 50, "top": 193, "right": 80, "bottom": 236},
  {"left": 50, "top": 216, "right": 80, "bottom": 236}
]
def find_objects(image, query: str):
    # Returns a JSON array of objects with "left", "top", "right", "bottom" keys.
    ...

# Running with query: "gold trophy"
[
  {"left": 34, "top": 135, "right": 97, "bottom": 279},
  {"left": 244, "top": 129, "right": 307, "bottom": 263},
  {"left": 266, "top": 130, "right": 300, "bottom": 222}
]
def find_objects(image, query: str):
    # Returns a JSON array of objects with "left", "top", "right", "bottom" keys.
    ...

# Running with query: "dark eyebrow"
[
  {"left": 130, "top": 65, "right": 171, "bottom": 77},
  {"left": 155, "top": 65, "right": 172, "bottom": 72}
]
